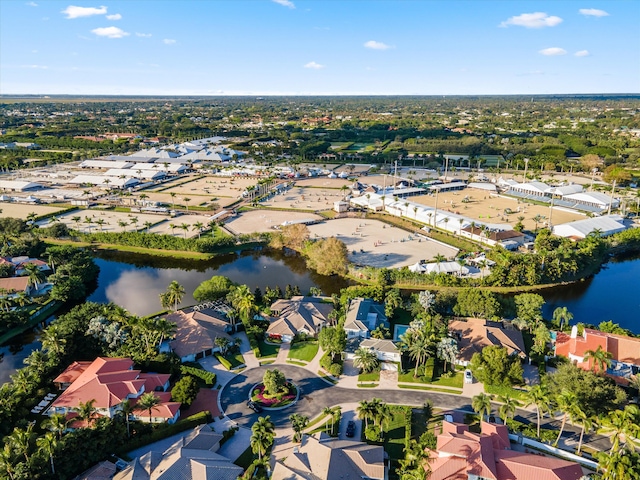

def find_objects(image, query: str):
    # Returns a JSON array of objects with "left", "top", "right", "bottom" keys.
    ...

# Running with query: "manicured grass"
[
  {"left": 398, "top": 358, "right": 463, "bottom": 389},
  {"left": 259, "top": 360, "right": 275, "bottom": 365},
  {"left": 258, "top": 339, "right": 280, "bottom": 358},
  {"left": 358, "top": 370, "right": 380, "bottom": 382},
  {"left": 317, "top": 370, "right": 338, "bottom": 384},
  {"left": 382, "top": 407, "right": 410, "bottom": 462},
  {"left": 358, "top": 383, "right": 378, "bottom": 388},
  {"left": 215, "top": 352, "right": 245, "bottom": 370},
  {"left": 287, "top": 360, "right": 306, "bottom": 366},
  {"left": 288, "top": 340, "right": 319, "bottom": 362},
  {"left": 485, "top": 384, "right": 528, "bottom": 401},
  {"left": 398, "top": 385, "right": 462, "bottom": 394}
]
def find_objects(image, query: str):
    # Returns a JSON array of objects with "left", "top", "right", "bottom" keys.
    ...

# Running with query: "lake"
[{"left": 1, "top": 249, "right": 639, "bottom": 384}]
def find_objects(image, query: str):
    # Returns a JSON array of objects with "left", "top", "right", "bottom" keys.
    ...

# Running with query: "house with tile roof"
[
  {"left": 163, "top": 307, "right": 234, "bottom": 362},
  {"left": 448, "top": 317, "right": 526, "bottom": 366},
  {"left": 271, "top": 433, "right": 387, "bottom": 480},
  {"left": 48, "top": 357, "right": 180, "bottom": 425},
  {"left": 0, "top": 276, "right": 33, "bottom": 297},
  {"left": 114, "top": 425, "right": 242, "bottom": 480},
  {"left": 344, "top": 297, "right": 388, "bottom": 339},
  {"left": 426, "top": 421, "right": 584, "bottom": 480},
  {"left": 267, "top": 296, "right": 334, "bottom": 343},
  {"left": 554, "top": 325, "right": 640, "bottom": 385}
]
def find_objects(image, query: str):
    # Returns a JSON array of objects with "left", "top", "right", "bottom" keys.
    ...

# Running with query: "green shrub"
[
  {"left": 319, "top": 352, "right": 332, "bottom": 370},
  {"left": 365, "top": 425, "right": 382, "bottom": 442},
  {"left": 215, "top": 354, "right": 233, "bottom": 370},
  {"left": 328, "top": 363, "right": 343, "bottom": 377},
  {"left": 180, "top": 365, "right": 217, "bottom": 386}
]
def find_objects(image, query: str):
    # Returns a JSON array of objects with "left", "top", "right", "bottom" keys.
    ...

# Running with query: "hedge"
[
  {"left": 180, "top": 365, "right": 217, "bottom": 386},
  {"left": 116, "top": 411, "right": 212, "bottom": 455},
  {"left": 215, "top": 354, "right": 233, "bottom": 370}
]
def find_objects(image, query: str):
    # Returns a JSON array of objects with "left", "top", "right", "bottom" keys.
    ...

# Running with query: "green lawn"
[
  {"left": 215, "top": 352, "right": 245, "bottom": 370},
  {"left": 288, "top": 341, "right": 319, "bottom": 362},
  {"left": 485, "top": 384, "right": 528, "bottom": 401},
  {"left": 258, "top": 339, "right": 280, "bottom": 358},
  {"left": 398, "top": 358, "right": 463, "bottom": 389},
  {"left": 398, "top": 385, "right": 462, "bottom": 394},
  {"left": 382, "top": 407, "right": 410, "bottom": 462},
  {"left": 358, "top": 370, "right": 380, "bottom": 382}
]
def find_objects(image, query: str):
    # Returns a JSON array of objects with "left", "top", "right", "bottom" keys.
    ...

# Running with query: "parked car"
[
  {"left": 464, "top": 369, "right": 473, "bottom": 384},
  {"left": 346, "top": 420, "right": 356, "bottom": 437},
  {"left": 247, "top": 400, "right": 263, "bottom": 413}
]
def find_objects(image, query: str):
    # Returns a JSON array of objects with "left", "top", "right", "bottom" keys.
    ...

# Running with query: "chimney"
[{"left": 570, "top": 325, "right": 578, "bottom": 339}]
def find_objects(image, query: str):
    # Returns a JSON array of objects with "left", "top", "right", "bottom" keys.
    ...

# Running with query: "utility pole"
[{"left": 523, "top": 158, "right": 529, "bottom": 183}]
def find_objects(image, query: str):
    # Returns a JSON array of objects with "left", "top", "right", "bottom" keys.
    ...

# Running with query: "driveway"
[{"left": 338, "top": 404, "right": 362, "bottom": 440}]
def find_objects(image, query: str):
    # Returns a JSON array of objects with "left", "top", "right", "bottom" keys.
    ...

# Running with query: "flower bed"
[{"left": 251, "top": 382, "right": 297, "bottom": 408}]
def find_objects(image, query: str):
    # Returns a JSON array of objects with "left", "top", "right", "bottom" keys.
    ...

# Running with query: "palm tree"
[
  {"left": 322, "top": 406, "right": 334, "bottom": 434},
  {"left": 161, "top": 280, "right": 185, "bottom": 311},
  {"left": 0, "top": 444, "right": 17, "bottom": 480},
  {"left": 252, "top": 415, "right": 275, "bottom": 436},
  {"left": 40, "top": 324, "right": 67, "bottom": 358},
  {"left": 42, "top": 414, "right": 69, "bottom": 440},
  {"left": 143, "top": 221, "right": 153, "bottom": 233},
  {"left": 407, "top": 331, "right": 431, "bottom": 378},
  {"left": 169, "top": 223, "right": 176, "bottom": 235},
  {"left": 357, "top": 400, "right": 375, "bottom": 429},
  {"left": 118, "top": 220, "right": 128, "bottom": 232},
  {"left": 24, "top": 262, "right": 45, "bottom": 291},
  {"left": 139, "top": 193, "right": 149, "bottom": 204},
  {"left": 215, "top": 336, "right": 231, "bottom": 356},
  {"left": 119, "top": 399, "right": 135, "bottom": 438},
  {"left": 95, "top": 218, "right": 106, "bottom": 232},
  {"left": 193, "top": 221, "right": 204, "bottom": 238},
  {"left": 250, "top": 428, "right": 273, "bottom": 460},
  {"left": 524, "top": 385, "right": 551, "bottom": 438},
  {"left": 170, "top": 192, "right": 176, "bottom": 208},
  {"left": 71, "top": 216, "right": 81, "bottom": 230},
  {"left": 23, "top": 349, "right": 47, "bottom": 374},
  {"left": 371, "top": 399, "right": 391, "bottom": 434},
  {"left": 183, "top": 197, "right": 191, "bottom": 211},
  {"left": 36, "top": 431, "right": 57, "bottom": 474},
  {"left": 598, "top": 449, "right": 640, "bottom": 480},
  {"left": 553, "top": 390, "right": 578, "bottom": 446},
  {"left": 227, "top": 284, "right": 255, "bottom": 323},
  {"left": 552, "top": 307, "right": 573, "bottom": 330},
  {"left": 433, "top": 254, "right": 446, "bottom": 274},
  {"left": 584, "top": 345, "right": 613, "bottom": 374},
  {"left": 568, "top": 403, "right": 592, "bottom": 456},
  {"left": 130, "top": 216, "right": 139, "bottom": 231},
  {"left": 289, "top": 413, "right": 309, "bottom": 442},
  {"left": 136, "top": 392, "right": 161, "bottom": 423},
  {"left": 498, "top": 394, "right": 520, "bottom": 422},
  {"left": 77, "top": 399, "right": 97, "bottom": 426},
  {"left": 472, "top": 393, "right": 492, "bottom": 421},
  {"left": 8, "top": 424, "right": 34, "bottom": 463},
  {"left": 154, "top": 317, "right": 176, "bottom": 347},
  {"left": 354, "top": 347, "right": 379, "bottom": 374},
  {"left": 83, "top": 216, "right": 93, "bottom": 233},
  {"left": 598, "top": 405, "right": 640, "bottom": 453},
  {"left": 180, "top": 223, "right": 190, "bottom": 239}
]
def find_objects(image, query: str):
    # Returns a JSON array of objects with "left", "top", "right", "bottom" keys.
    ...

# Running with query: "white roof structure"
[
  {"left": 104, "top": 155, "right": 156, "bottom": 163},
  {"left": 467, "top": 182, "right": 497, "bottom": 192},
  {"left": 79, "top": 160, "right": 134, "bottom": 169},
  {"left": 546, "top": 184, "right": 583, "bottom": 196},
  {"left": 180, "top": 149, "right": 230, "bottom": 162},
  {"left": 69, "top": 175, "right": 139, "bottom": 189},
  {"left": 130, "top": 163, "right": 188, "bottom": 173},
  {"left": 104, "top": 168, "right": 165, "bottom": 180},
  {"left": 0, "top": 180, "right": 43, "bottom": 191},
  {"left": 132, "top": 148, "right": 179, "bottom": 158},
  {"left": 512, "top": 181, "right": 549, "bottom": 194},
  {"left": 409, "top": 261, "right": 469, "bottom": 275},
  {"left": 563, "top": 191, "right": 619, "bottom": 209},
  {"left": 552, "top": 215, "right": 627, "bottom": 239}
]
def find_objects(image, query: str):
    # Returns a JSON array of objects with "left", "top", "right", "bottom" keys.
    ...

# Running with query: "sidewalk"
[
  {"left": 233, "top": 331, "right": 260, "bottom": 369},
  {"left": 274, "top": 341, "right": 291, "bottom": 364}
]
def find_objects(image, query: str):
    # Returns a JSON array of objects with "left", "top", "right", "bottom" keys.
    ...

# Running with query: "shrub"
[
  {"left": 180, "top": 365, "right": 216, "bottom": 386},
  {"left": 215, "top": 354, "right": 233, "bottom": 370},
  {"left": 328, "top": 363, "right": 343, "bottom": 377},
  {"left": 365, "top": 425, "right": 382, "bottom": 442},
  {"left": 319, "top": 351, "right": 333, "bottom": 370},
  {"left": 171, "top": 376, "right": 200, "bottom": 406}
]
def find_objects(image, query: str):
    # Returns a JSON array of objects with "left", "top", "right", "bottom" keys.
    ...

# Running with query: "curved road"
[{"left": 220, "top": 365, "right": 613, "bottom": 453}]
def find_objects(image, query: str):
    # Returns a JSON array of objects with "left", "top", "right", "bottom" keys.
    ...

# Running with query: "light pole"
[{"left": 523, "top": 158, "right": 529, "bottom": 183}]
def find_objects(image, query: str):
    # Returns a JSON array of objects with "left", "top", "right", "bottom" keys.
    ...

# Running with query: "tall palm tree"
[
  {"left": 227, "top": 285, "right": 255, "bottom": 323},
  {"left": 598, "top": 449, "right": 640, "bottom": 480},
  {"left": 24, "top": 262, "right": 45, "bottom": 291},
  {"left": 568, "top": 403, "right": 592, "bottom": 456},
  {"left": 250, "top": 428, "right": 273, "bottom": 460},
  {"left": 433, "top": 254, "right": 446, "bottom": 274},
  {"left": 357, "top": 400, "right": 375, "bottom": 429},
  {"left": 154, "top": 317, "right": 176, "bottom": 347},
  {"left": 523, "top": 385, "right": 551, "bottom": 438},
  {"left": 136, "top": 392, "right": 161, "bottom": 423},
  {"left": 289, "top": 413, "right": 309, "bottom": 442},
  {"left": 322, "top": 406, "right": 334, "bottom": 434},
  {"left": 598, "top": 405, "right": 640, "bottom": 453},
  {"left": 8, "top": 424, "right": 34, "bottom": 463},
  {"left": 161, "top": 281, "right": 185, "bottom": 311},
  {"left": 143, "top": 221, "right": 153, "bottom": 233},
  {"left": 407, "top": 331, "right": 431, "bottom": 378},
  {"left": 584, "top": 345, "right": 613, "bottom": 374},
  {"left": 472, "top": 393, "right": 492, "bottom": 422},
  {"left": 42, "top": 413, "right": 69, "bottom": 440},
  {"left": 180, "top": 223, "right": 190, "bottom": 239},
  {"left": 77, "top": 399, "right": 97, "bottom": 426},
  {"left": 40, "top": 324, "right": 67, "bottom": 358},
  {"left": 170, "top": 192, "right": 176, "bottom": 208},
  {"left": 553, "top": 390, "right": 578, "bottom": 446},
  {"left": 36, "top": 431, "right": 57, "bottom": 474},
  {"left": 183, "top": 197, "right": 191, "bottom": 211},
  {"left": 95, "top": 218, "right": 106, "bottom": 232},
  {"left": 552, "top": 307, "right": 573, "bottom": 330},
  {"left": 120, "top": 399, "right": 134, "bottom": 438},
  {"left": 252, "top": 415, "right": 275, "bottom": 436},
  {"left": 498, "top": 394, "right": 520, "bottom": 423},
  {"left": 354, "top": 347, "right": 379, "bottom": 374}
]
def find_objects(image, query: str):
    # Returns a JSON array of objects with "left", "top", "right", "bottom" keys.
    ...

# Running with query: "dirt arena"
[
  {"left": 259, "top": 186, "right": 345, "bottom": 211},
  {"left": 410, "top": 192, "right": 584, "bottom": 231},
  {"left": 38, "top": 209, "right": 214, "bottom": 237},
  {"left": 307, "top": 218, "right": 459, "bottom": 269},
  {"left": 0, "top": 203, "right": 65, "bottom": 220},
  {"left": 224, "top": 210, "right": 324, "bottom": 235},
  {"left": 129, "top": 191, "right": 238, "bottom": 209},
  {"left": 155, "top": 176, "right": 257, "bottom": 198},
  {"left": 293, "top": 177, "right": 353, "bottom": 189}
]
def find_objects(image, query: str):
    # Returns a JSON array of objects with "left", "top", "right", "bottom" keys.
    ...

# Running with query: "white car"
[{"left": 464, "top": 369, "right": 473, "bottom": 384}]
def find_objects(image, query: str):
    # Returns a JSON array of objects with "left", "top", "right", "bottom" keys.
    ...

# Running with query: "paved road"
[{"left": 220, "top": 365, "right": 613, "bottom": 452}]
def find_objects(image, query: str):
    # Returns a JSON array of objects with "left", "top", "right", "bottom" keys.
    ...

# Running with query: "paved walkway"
[
  {"left": 275, "top": 341, "right": 291, "bottom": 364},
  {"left": 234, "top": 332, "right": 260, "bottom": 369},
  {"left": 379, "top": 369, "right": 398, "bottom": 389}
]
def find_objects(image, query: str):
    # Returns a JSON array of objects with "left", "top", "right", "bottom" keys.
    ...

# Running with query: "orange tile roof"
[
  {"left": 53, "top": 361, "right": 93, "bottom": 385},
  {"left": 555, "top": 328, "right": 640, "bottom": 367},
  {"left": 0, "top": 276, "right": 30, "bottom": 293},
  {"left": 449, "top": 318, "right": 526, "bottom": 362}
]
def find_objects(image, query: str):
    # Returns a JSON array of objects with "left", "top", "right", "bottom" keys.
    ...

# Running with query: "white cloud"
[
  {"left": 91, "top": 26, "right": 129, "bottom": 39},
  {"left": 539, "top": 47, "right": 567, "bottom": 56},
  {"left": 575, "top": 50, "right": 590, "bottom": 57},
  {"left": 26, "top": 2, "right": 38, "bottom": 7},
  {"left": 364, "top": 40, "right": 391, "bottom": 50},
  {"left": 135, "top": 32, "right": 152, "bottom": 37},
  {"left": 579, "top": 8, "right": 609, "bottom": 17},
  {"left": 62, "top": 5, "right": 108, "bottom": 19},
  {"left": 304, "top": 61, "right": 325, "bottom": 69},
  {"left": 106, "top": 13, "right": 121, "bottom": 20},
  {"left": 163, "top": 38, "right": 176, "bottom": 45},
  {"left": 500, "top": 12, "right": 563, "bottom": 28},
  {"left": 272, "top": 0, "right": 295, "bottom": 8}
]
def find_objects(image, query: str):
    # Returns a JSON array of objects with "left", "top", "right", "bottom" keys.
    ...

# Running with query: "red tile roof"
[{"left": 426, "top": 422, "right": 583, "bottom": 480}]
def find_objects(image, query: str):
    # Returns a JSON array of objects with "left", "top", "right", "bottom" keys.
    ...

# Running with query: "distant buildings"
[{"left": 552, "top": 215, "right": 627, "bottom": 239}]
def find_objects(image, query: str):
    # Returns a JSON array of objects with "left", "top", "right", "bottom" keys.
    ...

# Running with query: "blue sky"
[{"left": 1, "top": 0, "right": 638, "bottom": 95}]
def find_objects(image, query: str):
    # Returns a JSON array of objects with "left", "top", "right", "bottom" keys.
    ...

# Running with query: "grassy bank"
[{"left": 0, "top": 299, "right": 63, "bottom": 345}]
